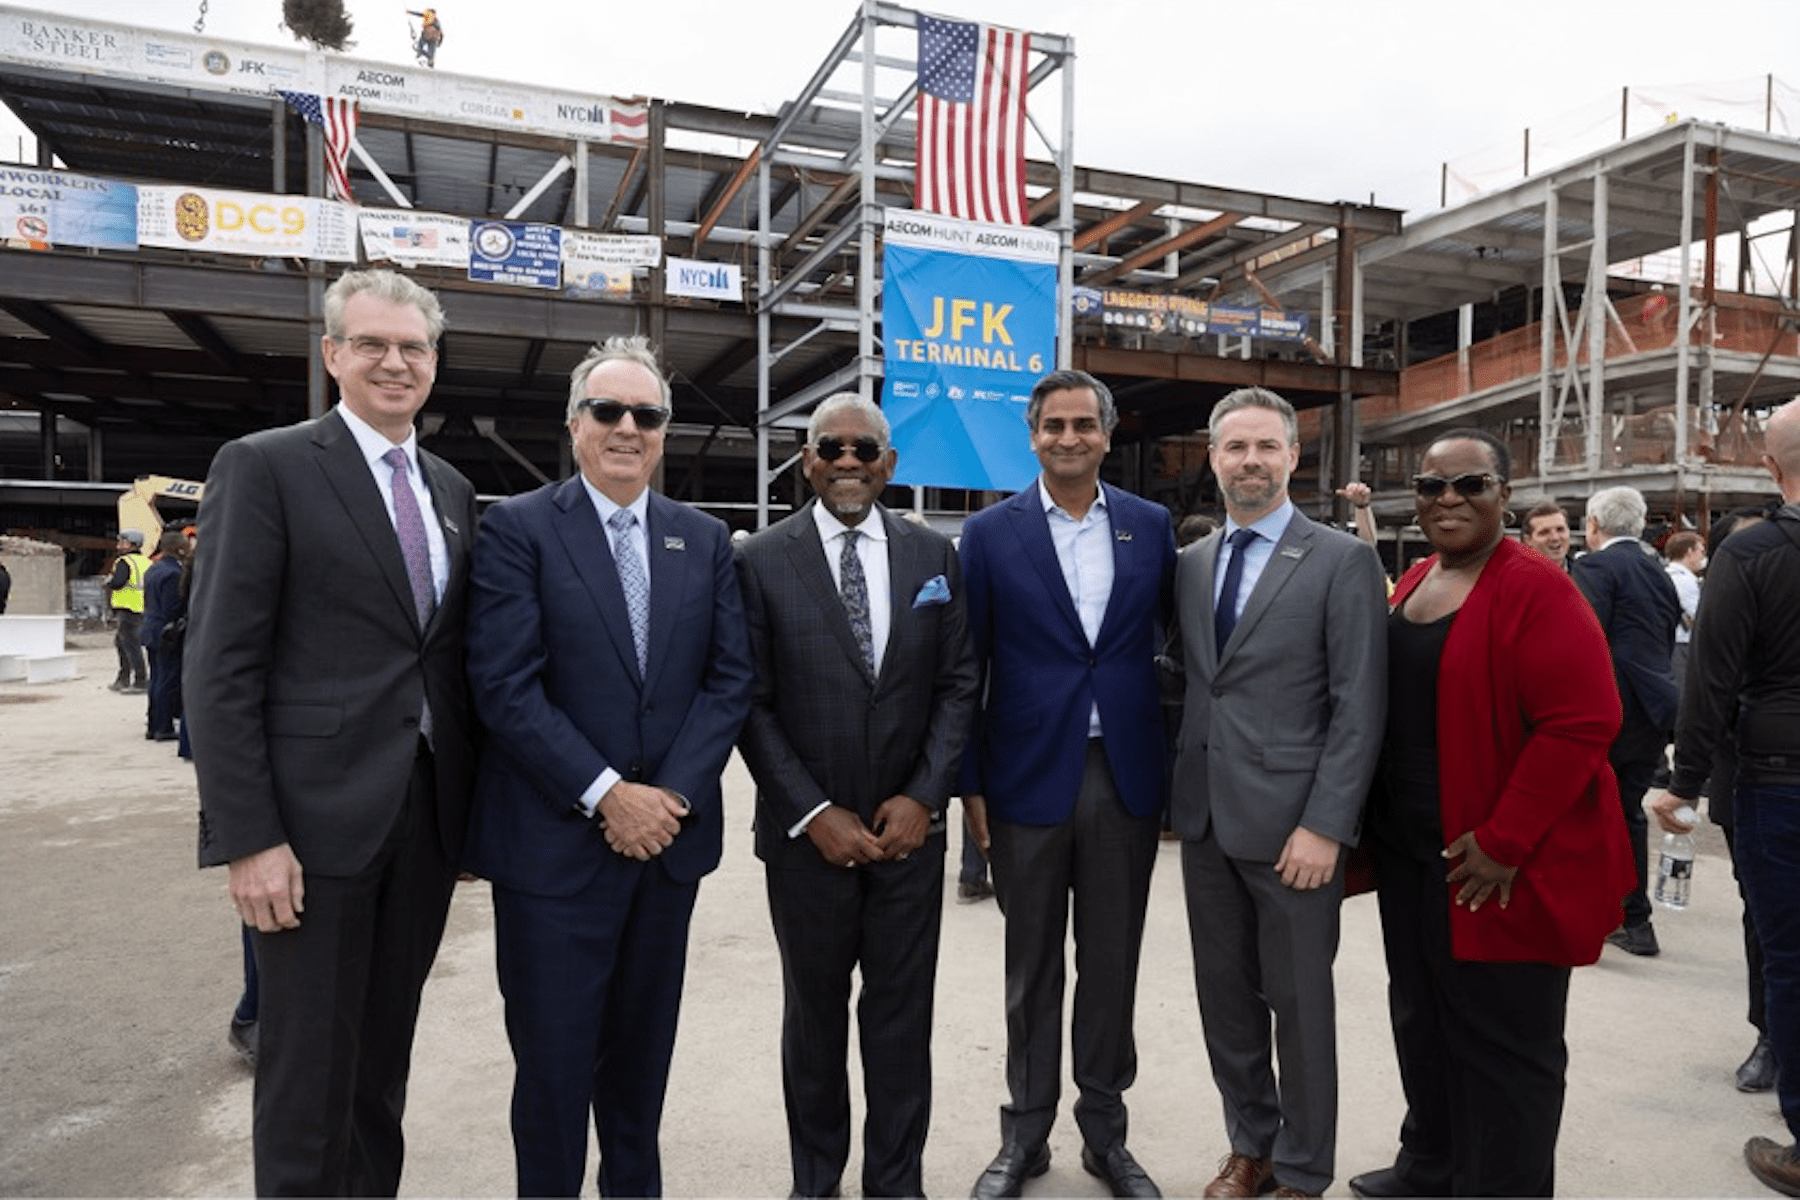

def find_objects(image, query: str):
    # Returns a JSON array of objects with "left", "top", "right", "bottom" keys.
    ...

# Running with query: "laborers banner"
[{"left": 881, "top": 207, "right": 1056, "bottom": 492}]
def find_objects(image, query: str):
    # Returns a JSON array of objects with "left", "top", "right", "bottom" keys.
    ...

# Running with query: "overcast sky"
[{"left": 4, "top": 0, "right": 1796, "bottom": 215}]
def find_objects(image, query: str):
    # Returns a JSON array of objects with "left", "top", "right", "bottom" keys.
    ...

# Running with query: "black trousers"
[
  {"left": 251, "top": 749, "right": 456, "bottom": 1197},
  {"left": 765, "top": 837, "right": 945, "bottom": 1198},
  {"left": 987, "top": 741, "right": 1160, "bottom": 1154},
  {"left": 1373, "top": 849, "right": 1571, "bottom": 1197},
  {"left": 1609, "top": 715, "right": 1666, "bottom": 928}
]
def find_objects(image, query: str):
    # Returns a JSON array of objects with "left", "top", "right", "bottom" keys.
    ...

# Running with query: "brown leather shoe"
[
  {"left": 1745, "top": 1137, "right": 1800, "bottom": 1197},
  {"left": 1202, "top": 1154, "right": 1274, "bottom": 1198}
]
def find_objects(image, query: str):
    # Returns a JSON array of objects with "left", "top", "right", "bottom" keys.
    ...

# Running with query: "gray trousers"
[
  {"left": 1182, "top": 829, "right": 1344, "bottom": 1194},
  {"left": 987, "top": 741, "right": 1160, "bottom": 1153}
]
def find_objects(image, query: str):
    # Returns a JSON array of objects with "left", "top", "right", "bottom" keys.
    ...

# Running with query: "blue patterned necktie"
[
  {"left": 608, "top": 507, "right": 650, "bottom": 674},
  {"left": 1214, "top": 526, "right": 1259, "bottom": 655},
  {"left": 840, "top": 528, "right": 875, "bottom": 676},
  {"left": 382, "top": 447, "right": 435, "bottom": 628}
]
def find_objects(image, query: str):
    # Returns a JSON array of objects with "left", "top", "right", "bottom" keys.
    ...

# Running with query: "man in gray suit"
[
  {"left": 736, "top": 394, "right": 977, "bottom": 1198},
  {"left": 1171, "top": 387, "right": 1387, "bottom": 1199}
]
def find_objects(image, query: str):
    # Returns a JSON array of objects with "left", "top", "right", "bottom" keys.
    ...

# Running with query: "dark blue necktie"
[{"left": 1214, "top": 527, "right": 1259, "bottom": 655}]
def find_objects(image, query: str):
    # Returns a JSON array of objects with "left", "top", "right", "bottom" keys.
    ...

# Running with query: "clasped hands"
[
  {"left": 806, "top": 795, "right": 930, "bottom": 869},
  {"left": 597, "top": 780, "right": 688, "bottom": 860}
]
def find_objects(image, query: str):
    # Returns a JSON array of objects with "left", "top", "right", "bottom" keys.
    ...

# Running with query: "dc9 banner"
[{"left": 881, "top": 208, "right": 1057, "bottom": 492}]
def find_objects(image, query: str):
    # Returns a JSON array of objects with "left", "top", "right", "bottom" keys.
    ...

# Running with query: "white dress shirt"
[
  {"left": 1666, "top": 560, "right": 1700, "bottom": 645},
  {"left": 1216, "top": 500, "right": 1296, "bottom": 627},
  {"left": 576, "top": 481, "right": 653, "bottom": 816},
  {"left": 1039, "top": 477, "right": 1113, "bottom": 737},
  {"left": 813, "top": 501, "right": 892, "bottom": 675},
  {"left": 336, "top": 402, "right": 449, "bottom": 602},
  {"left": 789, "top": 503, "right": 893, "bottom": 838}
]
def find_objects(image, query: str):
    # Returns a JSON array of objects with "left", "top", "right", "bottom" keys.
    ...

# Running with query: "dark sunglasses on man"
[
  {"left": 578, "top": 398, "right": 672, "bottom": 431},
  {"left": 1411, "top": 472, "right": 1503, "bottom": 499},
  {"left": 814, "top": 436, "right": 885, "bottom": 463}
]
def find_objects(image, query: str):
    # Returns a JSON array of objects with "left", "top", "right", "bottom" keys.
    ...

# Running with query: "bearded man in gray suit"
[{"left": 1170, "top": 386, "right": 1387, "bottom": 1199}]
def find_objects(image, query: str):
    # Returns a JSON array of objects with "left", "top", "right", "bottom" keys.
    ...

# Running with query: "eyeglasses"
[
  {"left": 341, "top": 336, "right": 436, "bottom": 364},
  {"left": 1412, "top": 472, "right": 1503, "bottom": 499},
  {"left": 578, "top": 398, "right": 672, "bottom": 431},
  {"left": 815, "top": 436, "right": 884, "bottom": 463}
]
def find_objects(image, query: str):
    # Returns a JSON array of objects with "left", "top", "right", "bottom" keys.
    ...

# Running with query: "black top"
[{"left": 1369, "top": 604, "right": 1455, "bottom": 861}]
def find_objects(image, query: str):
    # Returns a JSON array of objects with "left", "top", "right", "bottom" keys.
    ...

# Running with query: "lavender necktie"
[
  {"left": 608, "top": 508, "right": 650, "bottom": 674},
  {"left": 383, "top": 447, "right": 435, "bottom": 628}
]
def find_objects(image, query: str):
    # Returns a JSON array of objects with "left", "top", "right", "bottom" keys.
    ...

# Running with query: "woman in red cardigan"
[{"left": 1348, "top": 429, "right": 1634, "bottom": 1199}]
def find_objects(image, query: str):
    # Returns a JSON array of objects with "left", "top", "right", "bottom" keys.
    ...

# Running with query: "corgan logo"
[{"left": 891, "top": 381, "right": 920, "bottom": 398}]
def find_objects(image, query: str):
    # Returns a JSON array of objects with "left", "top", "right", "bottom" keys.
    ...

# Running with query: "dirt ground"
[{"left": 1, "top": 635, "right": 1789, "bottom": 1197}]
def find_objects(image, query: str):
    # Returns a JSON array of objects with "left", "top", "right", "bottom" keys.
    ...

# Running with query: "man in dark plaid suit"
[{"left": 735, "top": 393, "right": 978, "bottom": 1198}]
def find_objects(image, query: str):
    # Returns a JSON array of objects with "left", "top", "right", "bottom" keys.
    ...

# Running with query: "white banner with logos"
[
  {"left": 358, "top": 208, "right": 470, "bottom": 268},
  {"left": 137, "top": 185, "right": 355, "bottom": 261},
  {"left": 666, "top": 256, "right": 742, "bottom": 302},
  {"left": 563, "top": 231, "right": 661, "bottom": 297},
  {"left": 0, "top": 6, "right": 647, "bottom": 143}
]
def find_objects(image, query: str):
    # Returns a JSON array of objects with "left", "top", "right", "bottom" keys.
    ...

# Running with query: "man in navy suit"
[
  {"left": 736, "top": 394, "right": 977, "bottom": 1198},
  {"left": 1574, "top": 485, "right": 1680, "bottom": 958},
  {"left": 960, "top": 370, "right": 1177, "bottom": 1200},
  {"left": 463, "top": 336, "right": 754, "bottom": 1197}
]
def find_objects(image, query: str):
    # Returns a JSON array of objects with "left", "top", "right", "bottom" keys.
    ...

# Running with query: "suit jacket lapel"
[
  {"left": 1220, "top": 512, "right": 1311, "bottom": 663},
  {"left": 877, "top": 510, "right": 927, "bottom": 691},
  {"left": 553, "top": 476, "right": 641, "bottom": 683},
  {"left": 1006, "top": 488, "right": 1086, "bottom": 643},
  {"left": 1191, "top": 529, "right": 1223, "bottom": 675},
  {"left": 786, "top": 501, "right": 877, "bottom": 686},
  {"left": 310, "top": 412, "right": 419, "bottom": 637},
  {"left": 416, "top": 451, "right": 465, "bottom": 639},
  {"left": 643, "top": 492, "right": 692, "bottom": 689}
]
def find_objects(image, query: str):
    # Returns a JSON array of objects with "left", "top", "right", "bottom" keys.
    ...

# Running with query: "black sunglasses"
[
  {"left": 1412, "top": 472, "right": 1503, "bottom": 499},
  {"left": 815, "top": 436, "right": 884, "bottom": 463},
  {"left": 579, "top": 398, "right": 671, "bottom": 430}
]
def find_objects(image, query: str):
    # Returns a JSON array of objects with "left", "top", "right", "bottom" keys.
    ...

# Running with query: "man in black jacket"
[{"left": 1664, "top": 398, "right": 1800, "bottom": 1197}]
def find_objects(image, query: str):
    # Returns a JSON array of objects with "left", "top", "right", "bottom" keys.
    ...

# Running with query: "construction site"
[{"left": 0, "top": 3, "right": 1793, "bottom": 584}]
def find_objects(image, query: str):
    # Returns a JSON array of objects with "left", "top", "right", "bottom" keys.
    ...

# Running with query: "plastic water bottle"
[{"left": 1655, "top": 805, "right": 1699, "bottom": 910}]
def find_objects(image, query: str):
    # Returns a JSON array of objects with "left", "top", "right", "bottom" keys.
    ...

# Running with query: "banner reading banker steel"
[
  {"left": 881, "top": 208, "right": 1056, "bottom": 493},
  {"left": 0, "top": 6, "right": 646, "bottom": 144}
]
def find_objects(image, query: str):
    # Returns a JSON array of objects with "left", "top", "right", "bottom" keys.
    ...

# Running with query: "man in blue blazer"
[
  {"left": 1574, "top": 485, "right": 1680, "bottom": 958},
  {"left": 464, "top": 336, "right": 754, "bottom": 1197},
  {"left": 960, "top": 370, "right": 1177, "bottom": 1200}
]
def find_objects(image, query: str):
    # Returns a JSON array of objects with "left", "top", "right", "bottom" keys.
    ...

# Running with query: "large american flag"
[
  {"left": 278, "top": 90, "right": 359, "bottom": 203},
  {"left": 914, "top": 15, "right": 1030, "bottom": 225}
]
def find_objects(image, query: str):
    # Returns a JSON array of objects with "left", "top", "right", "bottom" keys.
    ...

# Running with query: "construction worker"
[
  {"left": 409, "top": 9, "right": 443, "bottom": 67},
  {"left": 106, "top": 529, "right": 150, "bottom": 693}
]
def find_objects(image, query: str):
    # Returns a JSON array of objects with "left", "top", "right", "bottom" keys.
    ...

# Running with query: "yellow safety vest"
[{"left": 111, "top": 552, "right": 149, "bottom": 613}]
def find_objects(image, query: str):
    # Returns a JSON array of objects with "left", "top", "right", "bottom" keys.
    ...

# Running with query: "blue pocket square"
[{"left": 912, "top": 574, "right": 951, "bottom": 608}]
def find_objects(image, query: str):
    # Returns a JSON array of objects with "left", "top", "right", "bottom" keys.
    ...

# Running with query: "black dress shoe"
[
  {"left": 228, "top": 1017, "right": 257, "bottom": 1068},
  {"left": 1738, "top": 1034, "right": 1779, "bottom": 1092},
  {"left": 1605, "top": 922, "right": 1660, "bottom": 957},
  {"left": 971, "top": 1142, "right": 1050, "bottom": 1199},
  {"left": 1082, "top": 1144, "right": 1161, "bottom": 1198},
  {"left": 1347, "top": 1166, "right": 1427, "bottom": 1198}
]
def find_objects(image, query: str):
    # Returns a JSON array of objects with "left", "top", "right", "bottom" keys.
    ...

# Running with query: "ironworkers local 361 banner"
[{"left": 882, "top": 208, "right": 1056, "bottom": 493}]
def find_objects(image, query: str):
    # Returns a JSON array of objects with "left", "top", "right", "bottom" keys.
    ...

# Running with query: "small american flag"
[
  {"left": 278, "top": 90, "right": 359, "bottom": 203},
  {"left": 914, "top": 15, "right": 1030, "bottom": 225}
]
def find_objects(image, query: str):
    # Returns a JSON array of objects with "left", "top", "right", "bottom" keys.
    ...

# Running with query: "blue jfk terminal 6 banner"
[{"left": 882, "top": 208, "right": 1056, "bottom": 492}]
